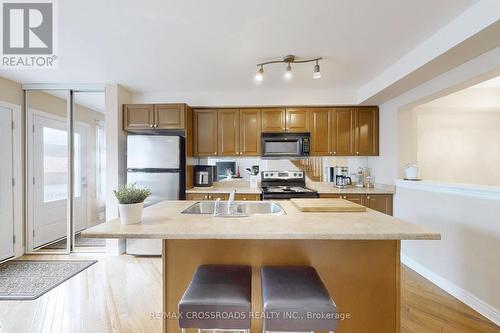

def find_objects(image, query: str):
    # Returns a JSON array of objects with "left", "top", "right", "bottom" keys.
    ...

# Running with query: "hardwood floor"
[
  {"left": 401, "top": 265, "right": 499, "bottom": 333},
  {"left": 0, "top": 254, "right": 498, "bottom": 333}
]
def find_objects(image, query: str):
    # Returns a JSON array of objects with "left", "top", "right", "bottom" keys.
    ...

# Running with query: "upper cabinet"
[
  {"left": 261, "top": 108, "right": 309, "bottom": 133},
  {"left": 123, "top": 104, "right": 155, "bottom": 130},
  {"left": 310, "top": 108, "right": 331, "bottom": 156},
  {"left": 218, "top": 109, "right": 240, "bottom": 156},
  {"left": 239, "top": 109, "right": 262, "bottom": 156},
  {"left": 285, "top": 108, "right": 310, "bottom": 132},
  {"left": 123, "top": 103, "right": 187, "bottom": 131},
  {"left": 332, "top": 108, "right": 355, "bottom": 156},
  {"left": 207, "top": 108, "right": 262, "bottom": 157},
  {"left": 155, "top": 104, "right": 185, "bottom": 129},
  {"left": 261, "top": 108, "right": 286, "bottom": 132},
  {"left": 127, "top": 104, "right": 378, "bottom": 157},
  {"left": 309, "top": 107, "right": 377, "bottom": 156},
  {"left": 193, "top": 109, "right": 218, "bottom": 156},
  {"left": 354, "top": 107, "right": 379, "bottom": 156}
]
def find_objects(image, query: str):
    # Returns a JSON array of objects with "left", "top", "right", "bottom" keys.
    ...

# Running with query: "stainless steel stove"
[{"left": 260, "top": 171, "right": 319, "bottom": 199}]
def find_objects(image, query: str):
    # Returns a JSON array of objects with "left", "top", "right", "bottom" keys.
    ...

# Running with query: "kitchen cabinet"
[
  {"left": 124, "top": 104, "right": 187, "bottom": 131},
  {"left": 123, "top": 104, "right": 155, "bottom": 130},
  {"left": 355, "top": 107, "right": 379, "bottom": 156},
  {"left": 310, "top": 108, "right": 331, "bottom": 156},
  {"left": 193, "top": 109, "right": 218, "bottom": 156},
  {"left": 365, "top": 194, "right": 392, "bottom": 215},
  {"left": 309, "top": 107, "right": 377, "bottom": 156},
  {"left": 262, "top": 108, "right": 286, "bottom": 132},
  {"left": 235, "top": 194, "right": 261, "bottom": 201},
  {"left": 218, "top": 109, "right": 239, "bottom": 156},
  {"left": 262, "top": 108, "right": 309, "bottom": 133},
  {"left": 332, "top": 108, "right": 355, "bottom": 155},
  {"left": 186, "top": 193, "right": 261, "bottom": 201},
  {"left": 154, "top": 104, "right": 185, "bottom": 129},
  {"left": 319, "top": 193, "right": 393, "bottom": 215},
  {"left": 310, "top": 108, "right": 355, "bottom": 156},
  {"left": 285, "top": 108, "right": 310, "bottom": 132},
  {"left": 239, "top": 109, "right": 261, "bottom": 156}
]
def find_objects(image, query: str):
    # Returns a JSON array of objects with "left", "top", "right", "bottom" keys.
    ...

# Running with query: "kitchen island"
[{"left": 82, "top": 200, "right": 440, "bottom": 333}]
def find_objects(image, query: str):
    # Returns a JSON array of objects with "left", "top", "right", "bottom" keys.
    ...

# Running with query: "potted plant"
[{"left": 113, "top": 183, "right": 151, "bottom": 225}]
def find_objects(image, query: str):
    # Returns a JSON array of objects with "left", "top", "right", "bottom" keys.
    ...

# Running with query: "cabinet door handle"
[
  {"left": 243, "top": 198, "right": 247, "bottom": 201},
  {"left": 149, "top": 124, "right": 154, "bottom": 128},
  {"left": 214, "top": 152, "right": 217, "bottom": 155},
  {"left": 282, "top": 127, "right": 285, "bottom": 130},
  {"left": 333, "top": 152, "right": 337, "bottom": 155},
  {"left": 204, "top": 195, "right": 208, "bottom": 199},
  {"left": 356, "top": 152, "right": 359, "bottom": 155},
  {"left": 367, "top": 196, "right": 371, "bottom": 200}
]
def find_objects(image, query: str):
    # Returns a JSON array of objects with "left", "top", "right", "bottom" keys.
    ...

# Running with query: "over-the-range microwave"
[{"left": 261, "top": 132, "right": 311, "bottom": 158}]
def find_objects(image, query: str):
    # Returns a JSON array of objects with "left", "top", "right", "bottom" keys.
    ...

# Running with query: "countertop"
[
  {"left": 82, "top": 200, "right": 440, "bottom": 240},
  {"left": 186, "top": 180, "right": 394, "bottom": 195}
]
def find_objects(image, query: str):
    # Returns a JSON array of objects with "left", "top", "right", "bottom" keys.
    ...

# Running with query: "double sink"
[{"left": 182, "top": 201, "right": 285, "bottom": 217}]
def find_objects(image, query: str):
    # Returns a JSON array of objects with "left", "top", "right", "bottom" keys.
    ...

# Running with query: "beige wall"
[
  {"left": 395, "top": 185, "right": 500, "bottom": 320},
  {"left": 415, "top": 108, "right": 500, "bottom": 186},
  {"left": 0, "top": 76, "right": 23, "bottom": 106}
]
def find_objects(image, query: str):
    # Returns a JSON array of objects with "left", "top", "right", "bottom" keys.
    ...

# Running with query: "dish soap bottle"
[{"left": 236, "top": 166, "right": 240, "bottom": 178}]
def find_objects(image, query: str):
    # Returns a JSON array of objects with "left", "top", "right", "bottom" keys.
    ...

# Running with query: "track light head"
[
  {"left": 254, "top": 65, "right": 264, "bottom": 82},
  {"left": 284, "top": 63, "right": 292, "bottom": 80},
  {"left": 313, "top": 61, "right": 321, "bottom": 79}
]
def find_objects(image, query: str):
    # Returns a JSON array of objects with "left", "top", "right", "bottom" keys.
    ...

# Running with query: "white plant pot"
[{"left": 118, "top": 202, "right": 144, "bottom": 225}]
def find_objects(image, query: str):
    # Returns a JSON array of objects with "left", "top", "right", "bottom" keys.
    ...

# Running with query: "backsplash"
[{"left": 193, "top": 156, "right": 371, "bottom": 182}]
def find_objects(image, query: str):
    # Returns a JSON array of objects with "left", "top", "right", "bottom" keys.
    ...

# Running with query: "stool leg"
[{"left": 181, "top": 329, "right": 186, "bottom": 333}]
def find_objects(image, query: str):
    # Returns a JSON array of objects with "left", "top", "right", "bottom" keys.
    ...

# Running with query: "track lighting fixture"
[
  {"left": 313, "top": 60, "right": 321, "bottom": 79},
  {"left": 254, "top": 55, "right": 323, "bottom": 81},
  {"left": 284, "top": 63, "right": 292, "bottom": 80},
  {"left": 254, "top": 65, "right": 264, "bottom": 82}
]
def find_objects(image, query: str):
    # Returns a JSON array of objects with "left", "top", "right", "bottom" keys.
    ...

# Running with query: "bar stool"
[
  {"left": 261, "top": 266, "right": 337, "bottom": 333},
  {"left": 179, "top": 264, "right": 252, "bottom": 333}
]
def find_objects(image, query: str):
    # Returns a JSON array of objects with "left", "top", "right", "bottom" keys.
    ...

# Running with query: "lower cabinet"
[
  {"left": 319, "top": 193, "right": 393, "bottom": 215},
  {"left": 186, "top": 193, "right": 261, "bottom": 201}
]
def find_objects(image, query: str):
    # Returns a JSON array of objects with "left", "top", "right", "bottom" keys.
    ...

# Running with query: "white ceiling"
[
  {"left": 0, "top": 0, "right": 479, "bottom": 99},
  {"left": 471, "top": 75, "right": 500, "bottom": 88}
]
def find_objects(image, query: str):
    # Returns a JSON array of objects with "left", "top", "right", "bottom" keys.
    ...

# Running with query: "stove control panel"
[{"left": 262, "top": 171, "right": 304, "bottom": 180}]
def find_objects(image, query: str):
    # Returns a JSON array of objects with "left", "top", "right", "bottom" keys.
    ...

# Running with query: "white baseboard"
[{"left": 401, "top": 254, "right": 500, "bottom": 327}]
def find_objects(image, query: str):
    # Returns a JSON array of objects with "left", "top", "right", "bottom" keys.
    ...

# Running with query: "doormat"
[{"left": 0, "top": 260, "right": 97, "bottom": 300}]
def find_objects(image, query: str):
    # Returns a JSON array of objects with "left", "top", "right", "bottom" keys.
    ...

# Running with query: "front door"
[
  {"left": 0, "top": 106, "right": 14, "bottom": 260},
  {"left": 31, "top": 113, "right": 88, "bottom": 248}
]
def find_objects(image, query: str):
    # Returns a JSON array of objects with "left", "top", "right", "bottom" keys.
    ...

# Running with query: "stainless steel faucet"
[{"left": 228, "top": 190, "right": 236, "bottom": 204}]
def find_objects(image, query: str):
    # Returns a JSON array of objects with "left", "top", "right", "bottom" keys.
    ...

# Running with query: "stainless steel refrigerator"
[{"left": 126, "top": 135, "right": 185, "bottom": 255}]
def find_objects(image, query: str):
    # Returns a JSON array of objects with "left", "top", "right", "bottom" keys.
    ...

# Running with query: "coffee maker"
[
  {"left": 194, "top": 165, "right": 215, "bottom": 187},
  {"left": 327, "top": 166, "right": 351, "bottom": 189}
]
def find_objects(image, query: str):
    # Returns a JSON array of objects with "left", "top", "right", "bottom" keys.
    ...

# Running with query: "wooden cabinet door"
[
  {"left": 286, "top": 108, "right": 310, "bottom": 132},
  {"left": 365, "top": 195, "right": 392, "bottom": 215},
  {"left": 193, "top": 109, "right": 218, "bottom": 156},
  {"left": 339, "top": 194, "right": 364, "bottom": 206},
  {"left": 332, "top": 108, "right": 355, "bottom": 156},
  {"left": 218, "top": 109, "right": 239, "bottom": 156},
  {"left": 240, "top": 109, "right": 261, "bottom": 156},
  {"left": 123, "top": 104, "right": 154, "bottom": 130},
  {"left": 186, "top": 193, "right": 211, "bottom": 201},
  {"left": 262, "top": 108, "right": 286, "bottom": 132},
  {"left": 154, "top": 104, "right": 185, "bottom": 129},
  {"left": 235, "top": 194, "right": 261, "bottom": 201},
  {"left": 355, "top": 107, "right": 379, "bottom": 156},
  {"left": 310, "top": 108, "right": 331, "bottom": 155}
]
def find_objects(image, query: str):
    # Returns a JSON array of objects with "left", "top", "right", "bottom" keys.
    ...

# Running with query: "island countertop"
[{"left": 82, "top": 200, "right": 440, "bottom": 240}]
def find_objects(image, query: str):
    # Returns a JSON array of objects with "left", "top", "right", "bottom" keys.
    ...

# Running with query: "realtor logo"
[{"left": 1, "top": 0, "right": 57, "bottom": 68}]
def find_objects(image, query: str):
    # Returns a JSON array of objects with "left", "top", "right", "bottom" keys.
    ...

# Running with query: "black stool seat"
[
  {"left": 261, "top": 266, "right": 337, "bottom": 332},
  {"left": 179, "top": 264, "right": 251, "bottom": 330}
]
